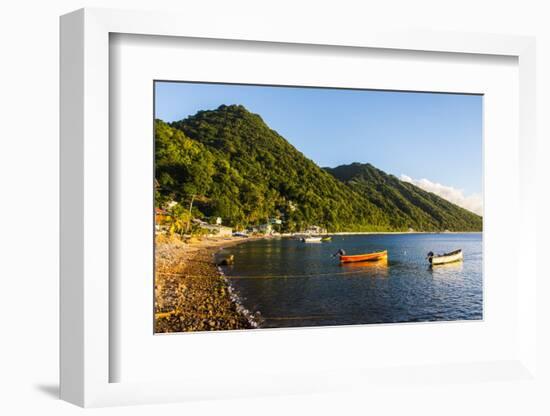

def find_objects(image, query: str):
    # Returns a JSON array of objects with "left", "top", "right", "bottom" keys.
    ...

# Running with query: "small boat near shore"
[
  {"left": 427, "top": 249, "right": 463, "bottom": 265},
  {"left": 321, "top": 236, "right": 332, "bottom": 242},
  {"left": 339, "top": 250, "right": 388, "bottom": 263},
  {"left": 302, "top": 236, "right": 323, "bottom": 243}
]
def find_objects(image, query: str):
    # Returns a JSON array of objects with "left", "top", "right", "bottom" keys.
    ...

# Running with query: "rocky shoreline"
[{"left": 154, "top": 235, "right": 260, "bottom": 333}]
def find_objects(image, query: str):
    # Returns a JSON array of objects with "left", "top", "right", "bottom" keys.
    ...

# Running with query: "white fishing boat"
[
  {"left": 301, "top": 236, "right": 323, "bottom": 243},
  {"left": 427, "top": 249, "right": 463, "bottom": 265}
]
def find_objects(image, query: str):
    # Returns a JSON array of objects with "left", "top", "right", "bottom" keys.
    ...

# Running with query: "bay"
[{"left": 221, "top": 233, "right": 483, "bottom": 328}]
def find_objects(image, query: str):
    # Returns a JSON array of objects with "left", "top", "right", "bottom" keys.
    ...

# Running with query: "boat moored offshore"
[
  {"left": 427, "top": 249, "right": 463, "bottom": 265},
  {"left": 339, "top": 250, "right": 388, "bottom": 263},
  {"left": 302, "top": 236, "right": 323, "bottom": 243}
]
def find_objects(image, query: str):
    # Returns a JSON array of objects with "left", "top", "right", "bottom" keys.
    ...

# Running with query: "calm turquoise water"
[{"left": 221, "top": 233, "right": 483, "bottom": 328}]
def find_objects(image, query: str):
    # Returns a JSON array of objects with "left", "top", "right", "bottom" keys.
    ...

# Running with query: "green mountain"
[
  {"left": 324, "top": 163, "right": 482, "bottom": 231},
  {"left": 155, "top": 104, "right": 482, "bottom": 232}
]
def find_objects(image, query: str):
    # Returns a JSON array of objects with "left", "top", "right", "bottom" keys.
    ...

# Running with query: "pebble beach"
[{"left": 154, "top": 235, "right": 260, "bottom": 333}]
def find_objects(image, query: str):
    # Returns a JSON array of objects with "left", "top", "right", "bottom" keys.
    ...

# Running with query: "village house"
[
  {"left": 259, "top": 223, "right": 273, "bottom": 234},
  {"left": 198, "top": 222, "right": 233, "bottom": 237},
  {"left": 155, "top": 207, "right": 170, "bottom": 232},
  {"left": 305, "top": 225, "right": 327, "bottom": 234}
]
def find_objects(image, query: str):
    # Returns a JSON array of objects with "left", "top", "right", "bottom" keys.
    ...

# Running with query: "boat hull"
[
  {"left": 430, "top": 249, "right": 463, "bottom": 265},
  {"left": 302, "top": 237, "right": 322, "bottom": 243},
  {"left": 339, "top": 250, "right": 388, "bottom": 263}
]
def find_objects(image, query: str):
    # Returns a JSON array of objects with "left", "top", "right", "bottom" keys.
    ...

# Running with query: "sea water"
[{"left": 221, "top": 233, "right": 482, "bottom": 328}]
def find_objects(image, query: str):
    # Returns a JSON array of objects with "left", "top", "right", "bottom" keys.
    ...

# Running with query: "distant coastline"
[
  {"left": 327, "top": 231, "right": 482, "bottom": 235},
  {"left": 279, "top": 231, "right": 482, "bottom": 237}
]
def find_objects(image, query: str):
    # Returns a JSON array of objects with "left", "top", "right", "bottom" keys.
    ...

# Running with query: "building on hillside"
[
  {"left": 155, "top": 207, "right": 170, "bottom": 232},
  {"left": 166, "top": 200, "right": 178, "bottom": 209},
  {"left": 306, "top": 225, "right": 327, "bottom": 234},
  {"left": 199, "top": 223, "right": 233, "bottom": 237},
  {"left": 259, "top": 223, "right": 273, "bottom": 234},
  {"left": 155, "top": 207, "right": 168, "bottom": 221},
  {"left": 202, "top": 216, "right": 224, "bottom": 226}
]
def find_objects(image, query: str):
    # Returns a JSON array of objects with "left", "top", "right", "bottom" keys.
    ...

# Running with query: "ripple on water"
[{"left": 222, "top": 233, "right": 483, "bottom": 328}]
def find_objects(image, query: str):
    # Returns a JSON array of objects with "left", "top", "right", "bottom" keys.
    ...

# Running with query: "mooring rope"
[{"left": 157, "top": 268, "right": 386, "bottom": 279}]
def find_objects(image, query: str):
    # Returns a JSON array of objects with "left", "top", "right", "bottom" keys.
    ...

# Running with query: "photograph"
[{"left": 153, "top": 81, "right": 483, "bottom": 333}]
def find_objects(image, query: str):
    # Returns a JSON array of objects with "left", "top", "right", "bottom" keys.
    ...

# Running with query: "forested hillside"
[
  {"left": 155, "top": 105, "right": 482, "bottom": 232},
  {"left": 325, "top": 163, "right": 482, "bottom": 231}
]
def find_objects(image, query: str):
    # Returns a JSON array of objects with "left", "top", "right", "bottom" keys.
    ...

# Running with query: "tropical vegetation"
[{"left": 155, "top": 104, "right": 482, "bottom": 233}]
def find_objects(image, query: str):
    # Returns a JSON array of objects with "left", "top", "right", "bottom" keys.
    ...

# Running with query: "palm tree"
[
  {"left": 168, "top": 205, "right": 190, "bottom": 236},
  {"left": 184, "top": 194, "right": 195, "bottom": 235}
]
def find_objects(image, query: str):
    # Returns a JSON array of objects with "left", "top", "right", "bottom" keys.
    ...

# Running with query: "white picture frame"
[{"left": 60, "top": 7, "right": 537, "bottom": 407}]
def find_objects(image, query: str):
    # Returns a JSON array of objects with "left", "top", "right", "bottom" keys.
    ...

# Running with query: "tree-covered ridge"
[
  {"left": 324, "top": 163, "right": 482, "bottom": 231},
  {"left": 155, "top": 104, "right": 482, "bottom": 232}
]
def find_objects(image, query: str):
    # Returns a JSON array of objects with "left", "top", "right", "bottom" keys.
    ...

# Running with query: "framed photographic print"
[{"left": 60, "top": 8, "right": 538, "bottom": 407}]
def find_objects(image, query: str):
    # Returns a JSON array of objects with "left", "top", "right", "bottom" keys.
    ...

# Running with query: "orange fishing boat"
[{"left": 339, "top": 250, "right": 388, "bottom": 263}]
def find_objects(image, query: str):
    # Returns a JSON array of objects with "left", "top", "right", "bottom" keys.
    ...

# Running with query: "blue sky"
[{"left": 155, "top": 82, "right": 483, "bottom": 209}]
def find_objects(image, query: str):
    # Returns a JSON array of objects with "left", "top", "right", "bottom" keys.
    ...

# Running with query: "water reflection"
[
  {"left": 340, "top": 257, "right": 389, "bottom": 278},
  {"left": 429, "top": 261, "right": 464, "bottom": 280},
  {"left": 224, "top": 233, "right": 482, "bottom": 327}
]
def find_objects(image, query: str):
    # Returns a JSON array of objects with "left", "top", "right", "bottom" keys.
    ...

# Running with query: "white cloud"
[{"left": 400, "top": 174, "right": 483, "bottom": 215}]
